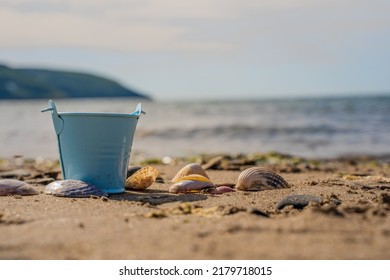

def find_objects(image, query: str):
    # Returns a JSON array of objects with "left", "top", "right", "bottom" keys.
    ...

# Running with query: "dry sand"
[{"left": 0, "top": 154, "right": 389, "bottom": 260}]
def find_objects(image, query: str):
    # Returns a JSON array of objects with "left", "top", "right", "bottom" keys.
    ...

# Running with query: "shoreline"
[{"left": 1, "top": 152, "right": 389, "bottom": 259}]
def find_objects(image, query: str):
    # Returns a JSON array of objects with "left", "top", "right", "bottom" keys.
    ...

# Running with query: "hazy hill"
[{"left": 0, "top": 64, "right": 151, "bottom": 100}]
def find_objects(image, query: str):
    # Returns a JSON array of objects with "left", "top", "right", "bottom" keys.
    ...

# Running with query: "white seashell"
[
  {"left": 125, "top": 166, "right": 159, "bottom": 190},
  {"left": 236, "top": 167, "right": 289, "bottom": 191},
  {"left": 0, "top": 179, "right": 38, "bottom": 196},
  {"left": 169, "top": 180, "right": 215, "bottom": 194},
  {"left": 45, "top": 180, "right": 107, "bottom": 198},
  {"left": 171, "top": 163, "right": 210, "bottom": 183}
]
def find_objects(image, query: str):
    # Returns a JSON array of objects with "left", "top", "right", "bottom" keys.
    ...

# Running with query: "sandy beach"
[{"left": 0, "top": 153, "right": 389, "bottom": 260}]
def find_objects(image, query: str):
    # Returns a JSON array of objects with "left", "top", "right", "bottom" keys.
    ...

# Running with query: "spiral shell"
[
  {"left": 0, "top": 179, "right": 38, "bottom": 196},
  {"left": 171, "top": 163, "right": 210, "bottom": 183},
  {"left": 45, "top": 180, "right": 107, "bottom": 198},
  {"left": 125, "top": 166, "right": 159, "bottom": 190},
  {"left": 236, "top": 167, "right": 289, "bottom": 191}
]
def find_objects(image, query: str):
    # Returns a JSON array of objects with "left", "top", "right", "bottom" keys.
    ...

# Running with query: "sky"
[{"left": 0, "top": 0, "right": 389, "bottom": 101}]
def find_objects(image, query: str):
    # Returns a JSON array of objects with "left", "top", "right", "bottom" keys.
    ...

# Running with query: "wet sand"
[{"left": 0, "top": 153, "right": 389, "bottom": 259}]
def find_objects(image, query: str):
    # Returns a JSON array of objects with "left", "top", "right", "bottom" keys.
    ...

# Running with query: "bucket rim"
[{"left": 58, "top": 112, "right": 141, "bottom": 118}]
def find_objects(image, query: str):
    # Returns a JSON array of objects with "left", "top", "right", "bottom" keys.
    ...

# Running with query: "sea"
[{"left": 0, "top": 95, "right": 389, "bottom": 161}]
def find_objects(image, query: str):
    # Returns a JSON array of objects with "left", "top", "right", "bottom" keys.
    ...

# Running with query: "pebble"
[
  {"left": 276, "top": 194, "right": 322, "bottom": 210},
  {"left": 45, "top": 180, "right": 108, "bottom": 198},
  {"left": 0, "top": 179, "right": 39, "bottom": 196},
  {"left": 247, "top": 208, "right": 270, "bottom": 218}
]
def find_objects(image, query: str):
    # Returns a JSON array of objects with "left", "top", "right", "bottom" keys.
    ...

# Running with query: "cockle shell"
[
  {"left": 169, "top": 180, "right": 216, "bottom": 194},
  {"left": 45, "top": 180, "right": 108, "bottom": 198},
  {"left": 125, "top": 166, "right": 159, "bottom": 190},
  {"left": 0, "top": 179, "right": 38, "bottom": 196},
  {"left": 171, "top": 163, "right": 210, "bottom": 183},
  {"left": 236, "top": 167, "right": 289, "bottom": 191}
]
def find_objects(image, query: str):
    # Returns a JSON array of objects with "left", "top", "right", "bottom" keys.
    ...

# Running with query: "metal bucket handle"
[
  {"left": 41, "top": 100, "right": 64, "bottom": 135},
  {"left": 133, "top": 103, "right": 145, "bottom": 117}
]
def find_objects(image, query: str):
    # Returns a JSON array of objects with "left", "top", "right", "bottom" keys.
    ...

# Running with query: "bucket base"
[
  {"left": 62, "top": 174, "right": 126, "bottom": 195},
  {"left": 102, "top": 187, "right": 125, "bottom": 195}
]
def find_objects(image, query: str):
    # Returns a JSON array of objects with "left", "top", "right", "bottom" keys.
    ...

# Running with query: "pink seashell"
[{"left": 208, "top": 186, "right": 236, "bottom": 195}]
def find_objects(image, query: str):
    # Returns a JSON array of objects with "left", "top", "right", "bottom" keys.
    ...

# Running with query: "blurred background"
[{"left": 0, "top": 0, "right": 389, "bottom": 160}]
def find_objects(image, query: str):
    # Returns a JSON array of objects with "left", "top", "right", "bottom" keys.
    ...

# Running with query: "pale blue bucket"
[{"left": 42, "top": 100, "right": 143, "bottom": 194}]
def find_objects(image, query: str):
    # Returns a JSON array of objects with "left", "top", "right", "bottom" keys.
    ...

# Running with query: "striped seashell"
[
  {"left": 171, "top": 163, "right": 210, "bottom": 183},
  {"left": 0, "top": 179, "right": 38, "bottom": 196},
  {"left": 236, "top": 167, "right": 289, "bottom": 191},
  {"left": 45, "top": 180, "right": 108, "bottom": 198},
  {"left": 174, "top": 174, "right": 212, "bottom": 183},
  {"left": 169, "top": 180, "right": 216, "bottom": 194},
  {"left": 125, "top": 166, "right": 159, "bottom": 190}
]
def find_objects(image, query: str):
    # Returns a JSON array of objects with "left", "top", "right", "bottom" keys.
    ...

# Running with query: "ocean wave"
[{"left": 136, "top": 124, "right": 356, "bottom": 139}]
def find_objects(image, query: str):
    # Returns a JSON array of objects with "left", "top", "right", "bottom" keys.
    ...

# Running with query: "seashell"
[
  {"left": 174, "top": 174, "right": 212, "bottom": 183},
  {"left": 45, "top": 180, "right": 108, "bottom": 198},
  {"left": 236, "top": 167, "right": 289, "bottom": 191},
  {"left": 207, "top": 186, "right": 236, "bottom": 195},
  {"left": 125, "top": 166, "right": 159, "bottom": 190},
  {"left": 127, "top": 166, "right": 142, "bottom": 178},
  {"left": 169, "top": 180, "right": 216, "bottom": 194},
  {"left": 0, "top": 179, "right": 39, "bottom": 196},
  {"left": 171, "top": 163, "right": 210, "bottom": 183}
]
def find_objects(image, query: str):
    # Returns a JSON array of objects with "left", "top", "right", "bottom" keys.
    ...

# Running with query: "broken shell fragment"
[
  {"left": 169, "top": 180, "right": 216, "bottom": 194},
  {"left": 0, "top": 179, "right": 39, "bottom": 196},
  {"left": 236, "top": 167, "right": 289, "bottom": 191},
  {"left": 171, "top": 163, "right": 210, "bottom": 183},
  {"left": 45, "top": 180, "right": 107, "bottom": 198},
  {"left": 125, "top": 166, "right": 159, "bottom": 190}
]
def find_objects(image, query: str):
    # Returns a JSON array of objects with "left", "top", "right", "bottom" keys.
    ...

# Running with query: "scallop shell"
[
  {"left": 169, "top": 180, "right": 216, "bottom": 194},
  {"left": 0, "top": 179, "right": 38, "bottom": 196},
  {"left": 45, "top": 180, "right": 108, "bottom": 198},
  {"left": 171, "top": 163, "right": 210, "bottom": 183},
  {"left": 236, "top": 167, "right": 289, "bottom": 191},
  {"left": 125, "top": 166, "right": 159, "bottom": 190}
]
